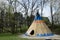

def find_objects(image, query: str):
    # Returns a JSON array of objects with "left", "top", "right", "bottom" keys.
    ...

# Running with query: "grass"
[{"left": 0, "top": 33, "right": 28, "bottom": 40}]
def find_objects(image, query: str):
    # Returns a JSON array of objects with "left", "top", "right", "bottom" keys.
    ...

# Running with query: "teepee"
[{"left": 25, "top": 12, "right": 53, "bottom": 37}]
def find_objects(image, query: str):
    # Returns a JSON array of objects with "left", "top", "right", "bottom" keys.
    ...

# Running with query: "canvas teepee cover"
[{"left": 25, "top": 12, "right": 53, "bottom": 37}]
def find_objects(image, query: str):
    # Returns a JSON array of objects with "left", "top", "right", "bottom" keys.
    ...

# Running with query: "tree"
[
  {"left": 17, "top": 0, "right": 40, "bottom": 18},
  {"left": 0, "top": 1, "right": 7, "bottom": 32},
  {"left": 49, "top": 0, "right": 60, "bottom": 26},
  {"left": 40, "top": 0, "right": 48, "bottom": 17},
  {"left": 50, "top": 0, "right": 54, "bottom": 27},
  {"left": 53, "top": 0, "right": 60, "bottom": 24}
]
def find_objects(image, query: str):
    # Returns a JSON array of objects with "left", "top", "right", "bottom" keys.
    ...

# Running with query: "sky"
[
  {"left": 0, "top": 0, "right": 4, "bottom": 2},
  {"left": 39, "top": 5, "right": 51, "bottom": 17},
  {"left": 0, "top": 0, "right": 8, "bottom": 3},
  {"left": 0, "top": 0, "right": 51, "bottom": 16},
  {"left": 39, "top": 5, "right": 52, "bottom": 22}
]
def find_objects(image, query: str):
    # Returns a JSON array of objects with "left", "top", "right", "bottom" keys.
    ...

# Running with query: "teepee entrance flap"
[{"left": 30, "top": 30, "right": 34, "bottom": 35}]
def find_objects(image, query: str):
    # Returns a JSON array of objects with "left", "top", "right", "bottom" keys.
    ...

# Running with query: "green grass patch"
[{"left": 0, "top": 33, "right": 28, "bottom": 40}]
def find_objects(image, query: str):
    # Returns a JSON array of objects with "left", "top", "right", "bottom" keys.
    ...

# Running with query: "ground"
[
  {"left": 20, "top": 34, "right": 60, "bottom": 40},
  {"left": 0, "top": 33, "right": 60, "bottom": 40},
  {"left": 0, "top": 33, "right": 28, "bottom": 40}
]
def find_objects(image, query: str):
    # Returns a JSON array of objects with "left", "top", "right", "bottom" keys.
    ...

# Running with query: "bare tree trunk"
[
  {"left": 41, "top": 6, "right": 43, "bottom": 17},
  {"left": 41, "top": 0, "right": 44, "bottom": 17},
  {"left": 50, "top": 3, "right": 54, "bottom": 27},
  {"left": 14, "top": 0, "right": 17, "bottom": 12}
]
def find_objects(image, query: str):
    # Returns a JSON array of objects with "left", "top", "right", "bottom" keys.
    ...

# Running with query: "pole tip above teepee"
[{"left": 34, "top": 11, "right": 42, "bottom": 20}]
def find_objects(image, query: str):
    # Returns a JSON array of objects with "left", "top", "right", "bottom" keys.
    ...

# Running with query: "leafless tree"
[
  {"left": 40, "top": 0, "right": 48, "bottom": 17},
  {"left": 49, "top": 0, "right": 60, "bottom": 26},
  {"left": 17, "top": 0, "right": 40, "bottom": 18}
]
